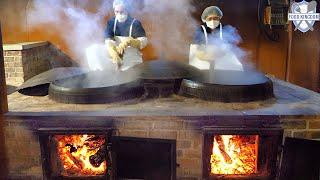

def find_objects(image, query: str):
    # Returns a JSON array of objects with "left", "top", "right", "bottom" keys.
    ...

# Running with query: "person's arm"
[
  {"left": 104, "top": 18, "right": 122, "bottom": 66},
  {"left": 192, "top": 26, "right": 213, "bottom": 61},
  {"left": 193, "top": 26, "right": 206, "bottom": 45},
  {"left": 131, "top": 20, "right": 148, "bottom": 49},
  {"left": 104, "top": 18, "right": 116, "bottom": 45}
]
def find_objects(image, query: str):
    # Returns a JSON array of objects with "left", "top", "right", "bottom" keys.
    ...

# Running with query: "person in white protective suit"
[
  {"left": 86, "top": 0, "right": 147, "bottom": 71},
  {"left": 105, "top": 0, "right": 148, "bottom": 71},
  {"left": 189, "top": 6, "right": 243, "bottom": 71}
]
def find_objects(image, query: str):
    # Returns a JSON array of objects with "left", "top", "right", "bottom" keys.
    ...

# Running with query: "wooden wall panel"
[
  {"left": 257, "top": 30, "right": 288, "bottom": 80},
  {"left": 289, "top": 22, "right": 320, "bottom": 91},
  {"left": 0, "top": 23, "right": 9, "bottom": 179},
  {"left": 219, "top": 0, "right": 260, "bottom": 66},
  {"left": 217, "top": 0, "right": 288, "bottom": 80},
  {"left": 0, "top": 25, "right": 8, "bottom": 114}
]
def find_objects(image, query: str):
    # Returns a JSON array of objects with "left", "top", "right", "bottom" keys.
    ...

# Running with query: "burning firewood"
[
  {"left": 211, "top": 135, "right": 258, "bottom": 175},
  {"left": 85, "top": 136, "right": 105, "bottom": 150},
  {"left": 65, "top": 148, "right": 84, "bottom": 170},
  {"left": 55, "top": 135, "right": 107, "bottom": 176},
  {"left": 65, "top": 144, "right": 77, "bottom": 153},
  {"left": 214, "top": 135, "right": 233, "bottom": 164},
  {"left": 89, "top": 144, "right": 107, "bottom": 168}
]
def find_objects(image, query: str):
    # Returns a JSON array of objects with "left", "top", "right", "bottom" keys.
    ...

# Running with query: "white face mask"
[
  {"left": 116, "top": 13, "right": 128, "bottom": 23},
  {"left": 206, "top": 20, "right": 220, "bottom": 29}
]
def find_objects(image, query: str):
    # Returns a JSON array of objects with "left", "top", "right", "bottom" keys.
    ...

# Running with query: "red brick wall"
[
  {"left": 3, "top": 116, "right": 320, "bottom": 179},
  {"left": 4, "top": 42, "right": 75, "bottom": 86}
]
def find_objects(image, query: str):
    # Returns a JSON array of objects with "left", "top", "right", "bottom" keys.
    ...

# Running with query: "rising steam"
[
  {"left": 28, "top": 0, "right": 113, "bottom": 69},
  {"left": 27, "top": 0, "right": 251, "bottom": 72},
  {"left": 27, "top": 0, "right": 199, "bottom": 70},
  {"left": 208, "top": 25, "right": 245, "bottom": 71},
  {"left": 191, "top": 25, "right": 253, "bottom": 71},
  {"left": 133, "top": 0, "right": 197, "bottom": 60}
]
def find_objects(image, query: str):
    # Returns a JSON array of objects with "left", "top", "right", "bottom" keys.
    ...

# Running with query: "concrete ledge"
[{"left": 3, "top": 41, "right": 48, "bottom": 51}]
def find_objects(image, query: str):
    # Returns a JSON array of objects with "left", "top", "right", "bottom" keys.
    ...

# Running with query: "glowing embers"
[
  {"left": 210, "top": 135, "right": 259, "bottom": 175},
  {"left": 54, "top": 134, "right": 107, "bottom": 176}
]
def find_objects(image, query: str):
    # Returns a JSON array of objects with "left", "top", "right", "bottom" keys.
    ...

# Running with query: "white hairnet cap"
[
  {"left": 201, "top": 6, "right": 223, "bottom": 22},
  {"left": 113, "top": 0, "right": 127, "bottom": 9}
]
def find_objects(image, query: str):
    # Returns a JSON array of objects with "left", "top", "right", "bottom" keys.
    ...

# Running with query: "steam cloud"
[
  {"left": 28, "top": 0, "right": 113, "bottom": 69},
  {"left": 27, "top": 0, "right": 198, "bottom": 70},
  {"left": 133, "top": 0, "right": 197, "bottom": 60},
  {"left": 191, "top": 25, "right": 253, "bottom": 71},
  {"left": 27, "top": 0, "right": 251, "bottom": 72}
]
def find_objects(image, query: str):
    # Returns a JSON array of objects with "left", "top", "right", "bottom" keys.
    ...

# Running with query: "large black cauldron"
[
  {"left": 132, "top": 60, "right": 200, "bottom": 97},
  {"left": 179, "top": 70, "right": 274, "bottom": 102},
  {"left": 49, "top": 69, "right": 144, "bottom": 104},
  {"left": 48, "top": 60, "right": 274, "bottom": 104},
  {"left": 48, "top": 60, "right": 200, "bottom": 103}
]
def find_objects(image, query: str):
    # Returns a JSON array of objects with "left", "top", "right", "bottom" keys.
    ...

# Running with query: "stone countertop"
[
  {"left": 3, "top": 41, "right": 49, "bottom": 51},
  {"left": 6, "top": 78, "right": 320, "bottom": 118}
]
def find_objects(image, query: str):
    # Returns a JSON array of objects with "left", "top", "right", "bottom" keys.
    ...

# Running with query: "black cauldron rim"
[
  {"left": 48, "top": 80, "right": 144, "bottom": 104},
  {"left": 132, "top": 59, "right": 201, "bottom": 80},
  {"left": 49, "top": 79, "right": 143, "bottom": 94},
  {"left": 46, "top": 60, "right": 275, "bottom": 103},
  {"left": 179, "top": 70, "right": 275, "bottom": 103},
  {"left": 184, "top": 70, "right": 272, "bottom": 86},
  {"left": 48, "top": 69, "right": 145, "bottom": 104}
]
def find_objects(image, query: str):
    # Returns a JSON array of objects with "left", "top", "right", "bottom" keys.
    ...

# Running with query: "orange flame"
[
  {"left": 210, "top": 135, "right": 258, "bottom": 175},
  {"left": 54, "top": 135, "right": 107, "bottom": 176}
]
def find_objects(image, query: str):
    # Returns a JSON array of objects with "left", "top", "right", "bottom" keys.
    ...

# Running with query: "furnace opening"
[
  {"left": 53, "top": 134, "right": 107, "bottom": 177},
  {"left": 210, "top": 135, "right": 259, "bottom": 175}
]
